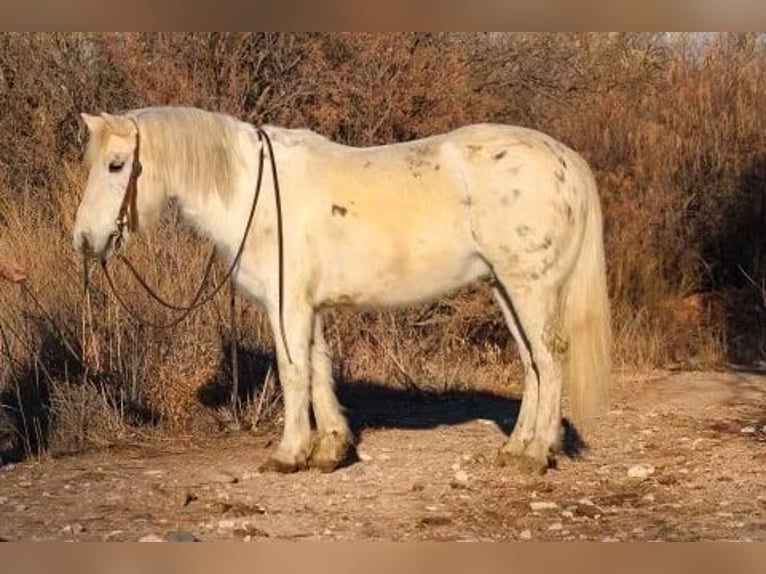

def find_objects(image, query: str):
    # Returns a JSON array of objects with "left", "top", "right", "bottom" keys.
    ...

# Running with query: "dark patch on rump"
[
  {"left": 331, "top": 204, "right": 348, "bottom": 217},
  {"left": 555, "top": 169, "right": 566, "bottom": 183},
  {"left": 517, "top": 225, "right": 531, "bottom": 237},
  {"left": 493, "top": 150, "right": 507, "bottom": 161}
]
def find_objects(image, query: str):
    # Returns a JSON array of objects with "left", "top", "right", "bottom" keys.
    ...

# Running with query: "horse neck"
[{"left": 163, "top": 133, "right": 266, "bottom": 258}]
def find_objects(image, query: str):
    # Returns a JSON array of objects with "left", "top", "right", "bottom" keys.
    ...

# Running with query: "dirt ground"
[{"left": 1, "top": 369, "right": 765, "bottom": 542}]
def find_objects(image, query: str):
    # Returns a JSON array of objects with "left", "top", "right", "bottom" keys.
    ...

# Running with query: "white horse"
[{"left": 73, "top": 106, "right": 611, "bottom": 474}]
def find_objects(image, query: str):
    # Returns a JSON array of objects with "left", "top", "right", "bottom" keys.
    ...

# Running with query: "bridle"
[
  {"left": 111, "top": 118, "right": 143, "bottom": 251},
  {"left": 95, "top": 117, "right": 293, "bottom": 364}
]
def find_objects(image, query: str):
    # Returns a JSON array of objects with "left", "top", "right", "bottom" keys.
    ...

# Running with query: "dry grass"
[{"left": 0, "top": 33, "right": 764, "bottom": 458}]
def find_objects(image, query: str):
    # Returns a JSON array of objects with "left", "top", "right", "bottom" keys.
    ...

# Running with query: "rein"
[{"left": 97, "top": 120, "right": 293, "bottom": 364}]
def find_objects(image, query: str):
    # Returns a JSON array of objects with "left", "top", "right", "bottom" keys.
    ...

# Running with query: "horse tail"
[{"left": 560, "top": 167, "right": 612, "bottom": 431}]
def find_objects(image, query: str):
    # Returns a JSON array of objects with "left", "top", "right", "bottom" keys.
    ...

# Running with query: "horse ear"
[{"left": 80, "top": 112, "right": 103, "bottom": 133}]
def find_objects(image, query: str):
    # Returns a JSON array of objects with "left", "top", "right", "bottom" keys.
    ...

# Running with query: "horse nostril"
[{"left": 75, "top": 231, "right": 92, "bottom": 255}]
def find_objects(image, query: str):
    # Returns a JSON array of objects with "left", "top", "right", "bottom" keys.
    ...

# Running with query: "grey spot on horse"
[
  {"left": 557, "top": 155, "right": 567, "bottom": 169},
  {"left": 525, "top": 235, "right": 554, "bottom": 254},
  {"left": 460, "top": 196, "right": 472, "bottom": 207},
  {"left": 406, "top": 146, "right": 431, "bottom": 178},
  {"left": 501, "top": 189, "right": 522, "bottom": 207},
  {"left": 363, "top": 160, "right": 373, "bottom": 169},
  {"left": 517, "top": 225, "right": 531, "bottom": 237},
  {"left": 507, "top": 165, "right": 521, "bottom": 176},
  {"left": 555, "top": 169, "right": 566, "bottom": 183},
  {"left": 493, "top": 150, "right": 507, "bottom": 161},
  {"left": 434, "top": 164, "right": 440, "bottom": 171},
  {"left": 530, "top": 272, "right": 540, "bottom": 280},
  {"left": 565, "top": 204, "right": 574, "bottom": 223},
  {"left": 331, "top": 204, "right": 348, "bottom": 217},
  {"left": 467, "top": 144, "right": 483, "bottom": 155}
]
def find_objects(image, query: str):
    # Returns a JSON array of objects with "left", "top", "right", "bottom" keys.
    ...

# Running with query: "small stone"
[
  {"left": 61, "top": 523, "right": 85, "bottom": 535},
  {"left": 143, "top": 469, "right": 164, "bottom": 476},
  {"left": 627, "top": 463, "right": 655, "bottom": 480},
  {"left": 217, "top": 519, "right": 237, "bottom": 531},
  {"left": 740, "top": 426, "right": 756, "bottom": 435},
  {"left": 210, "top": 470, "right": 239, "bottom": 484},
  {"left": 529, "top": 501, "right": 558, "bottom": 511},
  {"left": 138, "top": 534, "right": 164, "bottom": 543},
  {"left": 103, "top": 530, "right": 123, "bottom": 541},
  {"left": 519, "top": 529, "right": 532, "bottom": 540},
  {"left": 451, "top": 469, "right": 469, "bottom": 488},
  {"left": 357, "top": 452, "right": 372, "bottom": 462},
  {"left": 182, "top": 490, "right": 198, "bottom": 507},
  {"left": 561, "top": 510, "right": 574, "bottom": 519},
  {"left": 14, "top": 504, "right": 27, "bottom": 512},
  {"left": 548, "top": 522, "right": 563, "bottom": 531},
  {"left": 243, "top": 535, "right": 252, "bottom": 542},
  {"left": 641, "top": 493, "right": 655, "bottom": 503},
  {"left": 165, "top": 530, "right": 199, "bottom": 542}
]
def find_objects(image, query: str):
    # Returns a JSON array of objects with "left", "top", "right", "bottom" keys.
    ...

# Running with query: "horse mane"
[
  {"left": 84, "top": 106, "right": 245, "bottom": 204},
  {"left": 84, "top": 106, "right": 333, "bottom": 203}
]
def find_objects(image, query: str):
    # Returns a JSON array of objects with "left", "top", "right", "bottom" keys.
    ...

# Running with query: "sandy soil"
[{"left": 1, "top": 369, "right": 765, "bottom": 541}]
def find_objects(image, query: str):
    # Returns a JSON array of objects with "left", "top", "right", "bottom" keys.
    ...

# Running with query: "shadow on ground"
[{"left": 195, "top": 340, "right": 585, "bottom": 458}]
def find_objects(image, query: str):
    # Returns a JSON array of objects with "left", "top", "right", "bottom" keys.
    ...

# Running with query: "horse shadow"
[{"left": 196, "top": 339, "right": 585, "bottom": 458}]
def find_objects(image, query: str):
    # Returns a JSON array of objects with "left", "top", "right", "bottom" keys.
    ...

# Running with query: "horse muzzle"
[{"left": 73, "top": 229, "right": 118, "bottom": 261}]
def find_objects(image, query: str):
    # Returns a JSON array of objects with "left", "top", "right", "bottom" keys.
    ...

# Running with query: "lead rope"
[
  {"left": 96, "top": 124, "right": 293, "bottom": 363},
  {"left": 258, "top": 128, "right": 292, "bottom": 365}
]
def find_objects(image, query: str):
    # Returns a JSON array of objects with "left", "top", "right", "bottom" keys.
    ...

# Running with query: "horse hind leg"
[
  {"left": 308, "top": 314, "right": 353, "bottom": 472},
  {"left": 492, "top": 276, "right": 565, "bottom": 474}
]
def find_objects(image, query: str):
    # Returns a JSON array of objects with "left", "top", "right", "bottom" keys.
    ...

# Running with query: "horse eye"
[{"left": 108, "top": 160, "right": 125, "bottom": 173}]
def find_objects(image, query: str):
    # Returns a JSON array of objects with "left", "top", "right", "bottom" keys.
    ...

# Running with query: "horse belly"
[{"left": 315, "top": 217, "right": 488, "bottom": 308}]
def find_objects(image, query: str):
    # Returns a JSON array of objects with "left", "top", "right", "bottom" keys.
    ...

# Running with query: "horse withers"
[{"left": 73, "top": 106, "right": 611, "bottom": 474}]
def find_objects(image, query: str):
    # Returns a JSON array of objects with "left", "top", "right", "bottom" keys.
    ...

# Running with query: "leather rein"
[{"left": 97, "top": 118, "right": 293, "bottom": 364}]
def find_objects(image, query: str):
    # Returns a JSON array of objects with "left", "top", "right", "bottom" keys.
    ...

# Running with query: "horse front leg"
[
  {"left": 308, "top": 313, "right": 353, "bottom": 472},
  {"left": 260, "top": 302, "right": 314, "bottom": 473}
]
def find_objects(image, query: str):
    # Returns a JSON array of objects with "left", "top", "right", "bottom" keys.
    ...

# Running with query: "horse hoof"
[
  {"left": 308, "top": 432, "right": 354, "bottom": 473},
  {"left": 259, "top": 457, "right": 307, "bottom": 474},
  {"left": 494, "top": 451, "right": 550, "bottom": 475}
]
